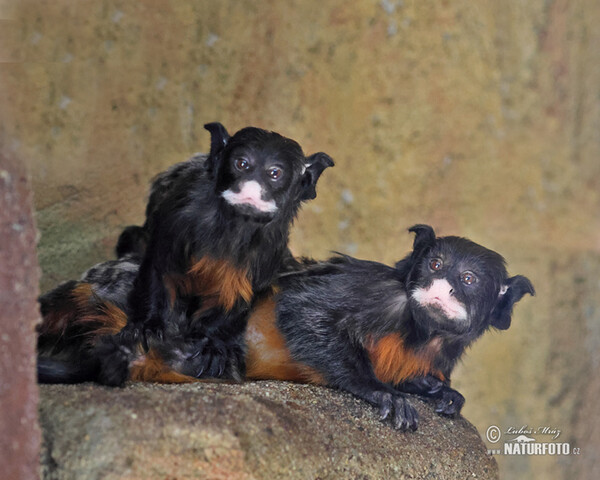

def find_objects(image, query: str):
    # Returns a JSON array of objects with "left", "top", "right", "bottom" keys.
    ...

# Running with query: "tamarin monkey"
[
  {"left": 37, "top": 122, "right": 334, "bottom": 386},
  {"left": 38, "top": 224, "right": 534, "bottom": 431},
  {"left": 252, "top": 224, "right": 535, "bottom": 430}
]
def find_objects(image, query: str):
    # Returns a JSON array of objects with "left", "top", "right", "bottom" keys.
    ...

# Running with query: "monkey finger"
[
  {"left": 216, "top": 359, "right": 226, "bottom": 377},
  {"left": 207, "top": 354, "right": 225, "bottom": 378},
  {"left": 435, "top": 402, "right": 457, "bottom": 416},
  {"left": 452, "top": 391, "right": 465, "bottom": 412},
  {"left": 420, "top": 376, "right": 444, "bottom": 395},
  {"left": 141, "top": 331, "right": 150, "bottom": 352},
  {"left": 192, "top": 352, "right": 214, "bottom": 378},
  {"left": 142, "top": 328, "right": 164, "bottom": 352},
  {"left": 392, "top": 396, "right": 419, "bottom": 431},
  {"left": 187, "top": 338, "right": 209, "bottom": 360},
  {"left": 375, "top": 392, "right": 394, "bottom": 420},
  {"left": 118, "top": 326, "right": 137, "bottom": 345},
  {"left": 194, "top": 361, "right": 206, "bottom": 378}
]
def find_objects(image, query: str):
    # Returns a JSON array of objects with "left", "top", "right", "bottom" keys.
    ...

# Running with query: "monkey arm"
[
  {"left": 127, "top": 257, "right": 169, "bottom": 340},
  {"left": 92, "top": 241, "right": 175, "bottom": 386},
  {"left": 330, "top": 351, "right": 420, "bottom": 431}
]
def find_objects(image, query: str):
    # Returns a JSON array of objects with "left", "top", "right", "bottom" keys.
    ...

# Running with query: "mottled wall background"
[{"left": 1, "top": 1, "right": 598, "bottom": 478}]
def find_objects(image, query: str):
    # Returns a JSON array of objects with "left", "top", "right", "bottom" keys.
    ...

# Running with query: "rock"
[{"left": 39, "top": 381, "right": 497, "bottom": 479}]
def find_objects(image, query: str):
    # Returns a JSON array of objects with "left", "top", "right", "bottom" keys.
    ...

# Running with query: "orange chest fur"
[
  {"left": 365, "top": 333, "right": 445, "bottom": 384},
  {"left": 164, "top": 256, "right": 254, "bottom": 312}
]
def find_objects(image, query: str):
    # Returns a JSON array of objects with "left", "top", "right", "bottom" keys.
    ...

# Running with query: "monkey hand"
[
  {"left": 433, "top": 386, "right": 465, "bottom": 417},
  {"left": 119, "top": 316, "right": 165, "bottom": 352},
  {"left": 179, "top": 335, "right": 245, "bottom": 380},
  {"left": 370, "top": 391, "right": 419, "bottom": 431}
]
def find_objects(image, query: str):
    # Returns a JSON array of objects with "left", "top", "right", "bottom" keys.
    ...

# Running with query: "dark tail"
[{"left": 37, "top": 356, "right": 99, "bottom": 384}]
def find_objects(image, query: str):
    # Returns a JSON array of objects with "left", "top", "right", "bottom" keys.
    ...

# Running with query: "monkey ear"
[
  {"left": 490, "top": 275, "right": 535, "bottom": 330},
  {"left": 408, "top": 224, "right": 437, "bottom": 259},
  {"left": 395, "top": 225, "right": 437, "bottom": 277},
  {"left": 204, "top": 122, "right": 231, "bottom": 156},
  {"left": 299, "top": 152, "right": 335, "bottom": 201},
  {"left": 204, "top": 123, "right": 231, "bottom": 174}
]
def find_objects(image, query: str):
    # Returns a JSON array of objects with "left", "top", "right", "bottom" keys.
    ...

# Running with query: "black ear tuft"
[
  {"left": 395, "top": 225, "right": 437, "bottom": 278},
  {"left": 204, "top": 122, "right": 231, "bottom": 156},
  {"left": 490, "top": 275, "right": 535, "bottom": 330},
  {"left": 408, "top": 224, "right": 437, "bottom": 258},
  {"left": 299, "top": 152, "right": 335, "bottom": 201}
]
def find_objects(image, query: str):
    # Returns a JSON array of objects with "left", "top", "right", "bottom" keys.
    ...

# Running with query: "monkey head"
[
  {"left": 401, "top": 225, "right": 535, "bottom": 341},
  {"left": 204, "top": 123, "right": 334, "bottom": 222}
]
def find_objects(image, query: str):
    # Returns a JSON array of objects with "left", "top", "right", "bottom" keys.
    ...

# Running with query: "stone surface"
[
  {"left": 0, "top": 153, "right": 41, "bottom": 480},
  {"left": 39, "top": 382, "right": 498, "bottom": 480},
  {"left": 1, "top": 1, "right": 599, "bottom": 478}
]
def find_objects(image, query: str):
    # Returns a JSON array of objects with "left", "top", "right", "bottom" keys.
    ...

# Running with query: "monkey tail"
[{"left": 37, "top": 356, "right": 100, "bottom": 384}]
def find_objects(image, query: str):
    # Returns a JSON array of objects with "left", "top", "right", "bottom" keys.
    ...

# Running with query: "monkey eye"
[
  {"left": 429, "top": 258, "right": 443, "bottom": 271},
  {"left": 267, "top": 166, "right": 283, "bottom": 180},
  {"left": 460, "top": 271, "right": 477, "bottom": 285},
  {"left": 234, "top": 158, "right": 251, "bottom": 171}
]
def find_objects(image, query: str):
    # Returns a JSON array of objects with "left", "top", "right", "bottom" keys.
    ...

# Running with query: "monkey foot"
[{"left": 371, "top": 391, "right": 419, "bottom": 431}]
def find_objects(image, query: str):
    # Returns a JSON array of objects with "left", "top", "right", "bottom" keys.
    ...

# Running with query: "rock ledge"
[{"left": 39, "top": 382, "right": 498, "bottom": 479}]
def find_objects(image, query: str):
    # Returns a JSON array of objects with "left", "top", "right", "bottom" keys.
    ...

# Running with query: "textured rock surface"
[
  {"left": 39, "top": 382, "right": 497, "bottom": 480},
  {"left": 2, "top": 1, "right": 599, "bottom": 478}
]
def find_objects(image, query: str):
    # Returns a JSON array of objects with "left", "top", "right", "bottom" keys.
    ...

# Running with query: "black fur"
[
  {"left": 97, "top": 123, "right": 333, "bottom": 386},
  {"left": 275, "top": 224, "right": 534, "bottom": 430}
]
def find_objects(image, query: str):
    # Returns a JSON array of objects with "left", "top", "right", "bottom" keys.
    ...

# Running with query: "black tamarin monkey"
[
  {"left": 39, "top": 122, "right": 334, "bottom": 386},
  {"left": 243, "top": 224, "right": 535, "bottom": 430},
  {"left": 38, "top": 224, "right": 533, "bottom": 432}
]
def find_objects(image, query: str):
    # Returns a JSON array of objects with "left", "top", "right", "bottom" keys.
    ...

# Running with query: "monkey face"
[
  {"left": 215, "top": 128, "right": 308, "bottom": 222},
  {"left": 407, "top": 236, "right": 508, "bottom": 337}
]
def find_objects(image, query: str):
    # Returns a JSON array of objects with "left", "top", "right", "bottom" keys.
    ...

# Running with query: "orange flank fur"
[
  {"left": 245, "top": 297, "right": 326, "bottom": 385},
  {"left": 165, "top": 256, "right": 253, "bottom": 312},
  {"left": 37, "top": 283, "right": 96, "bottom": 337},
  {"left": 366, "top": 334, "right": 445, "bottom": 384},
  {"left": 129, "top": 348, "right": 201, "bottom": 384},
  {"left": 76, "top": 304, "right": 127, "bottom": 340}
]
